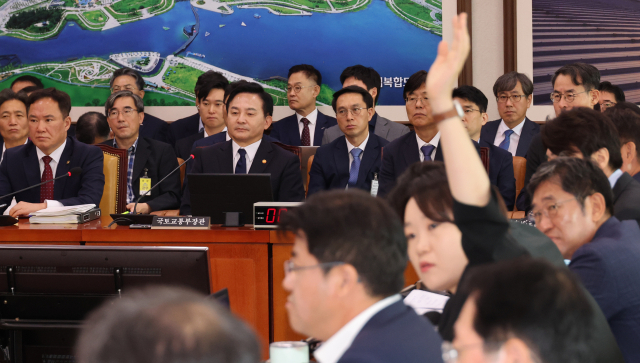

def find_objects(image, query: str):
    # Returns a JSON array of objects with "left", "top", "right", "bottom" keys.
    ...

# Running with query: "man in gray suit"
[{"left": 322, "top": 65, "right": 409, "bottom": 144}]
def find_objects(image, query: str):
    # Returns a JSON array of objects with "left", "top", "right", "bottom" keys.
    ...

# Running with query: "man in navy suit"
[
  {"left": 270, "top": 65, "right": 337, "bottom": 146},
  {"left": 0, "top": 88, "right": 104, "bottom": 216},
  {"left": 453, "top": 85, "right": 515, "bottom": 209},
  {"left": 279, "top": 190, "right": 442, "bottom": 363},
  {"left": 529, "top": 157, "right": 640, "bottom": 362},
  {"left": 110, "top": 68, "right": 172, "bottom": 145},
  {"left": 480, "top": 72, "right": 539, "bottom": 158},
  {"left": 308, "top": 86, "right": 388, "bottom": 196},
  {"left": 0, "top": 89, "right": 29, "bottom": 164},
  {"left": 174, "top": 72, "right": 229, "bottom": 161},
  {"left": 180, "top": 81, "right": 304, "bottom": 215}
]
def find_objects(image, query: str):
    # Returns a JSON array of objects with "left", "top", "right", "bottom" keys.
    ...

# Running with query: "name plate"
[{"left": 151, "top": 216, "right": 211, "bottom": 230}]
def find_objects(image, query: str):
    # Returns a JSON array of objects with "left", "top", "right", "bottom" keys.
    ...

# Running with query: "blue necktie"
[
  {"left": 499, "top": 129, "right": 514, "bottom": 151},
  {"left": 421, "top": 145, "right": 435, "bottom": 161},
  {"left": 235, "top": 149, "right": 247, "bottom": 174},
  {"left": 348, "top": 148, "right": 363, "bottom": 187}
]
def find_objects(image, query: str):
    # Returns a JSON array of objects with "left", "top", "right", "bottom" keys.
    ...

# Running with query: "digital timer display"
[{"left": 253, "top": 202, "right": 302, "bottom": 229}]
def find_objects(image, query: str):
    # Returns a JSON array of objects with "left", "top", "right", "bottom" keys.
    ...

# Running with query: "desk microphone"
[
  {"left": 0, "top": 167, "right": 82, "bottom": 202},
  {"left": 132, "top": 154, "right": 193, "bottom": 214}
]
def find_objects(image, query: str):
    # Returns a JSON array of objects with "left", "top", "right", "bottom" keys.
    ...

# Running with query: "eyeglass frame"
[
  {"left": 549, "top": 90, "right": 588, "bottom": 103},
  {"left": 286, "top": 84, "right": 317, "bottom": 94},
  {"left": 527, "top": 197, "right": 577, "bottom": 224},
  {"left": 496, "top": 94, "right": 526, "bottom": 103},
  {"left": 405, "top": 96, "right": 429, "bottom": 105},
  {"left": 107, "top": 107, "right": 140, "bottom": 119},
  {"left": 599, "top": 101, "right": 616, "bottom": 109},
  {"left": 336, "top": 106, "right": 370, "bottom": 118},
  {"left": 111, "top": 85, "right": 139, "bottom": 93},
  {"left": 284, "top": 259, "right": 345, "bottom": 275}
]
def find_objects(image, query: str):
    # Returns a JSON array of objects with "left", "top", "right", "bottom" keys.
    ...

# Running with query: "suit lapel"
[
  {"left": 217, "top": 141, "right": 234, "bottom": 173},
  {"left": 132, "top": 137, "right": 150, "bottom": 182},
  {"left": 248, "top": 138, "right": 274, "bottom": 173},
  {"left": 612, "top": 172, "right": 631, "bottom": 204},
  {"left": 286, "top": 116, "right": 301, "bottom": 146},
  {"left": 402, "top": 133, "right": 421, "bottom": 167},
  {"left": 53, "top": 137, "right": 73, "bottom": 200},
  {"left": 23, "top": 142, "right": 41, "bottom": 191},
  {"left": 516, "top": 118, "right": 533, "bottom": 157},
  {"left": 357, "top": 135, "right": 380, "bottom": 188},
  {"left": 334, "top": 137, "right": 351, "bottom": 187},
  {"left": 313, "top": 112, "right": 327, "bottom": 146}
]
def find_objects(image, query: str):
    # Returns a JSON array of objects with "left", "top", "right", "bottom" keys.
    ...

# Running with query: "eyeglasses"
[
  {"left": 600, "top": 101, "right": 616, "bottom": 109},
  {"left": 463, "top": 108, "right": 480, "bottom": 114},
  {"left": 550, "top": 91, "right": 587, "bottom": 103},
  {"left": 496, "top": 94, "right": 525, "bottom": 103},
  {"left": 111, "top": 85, "right": 138, "bottom": 93},
  {"left": 527, "top": 197, "right": 577, "bottom": 224},
  {"left": 336, "top": 107, "right": 368, "bottom": 117},
  {"left": 284, "top": 260, "right": 344, "bottom": 275},
  {"left": 441, "top": 342, "right": 487, "bottom": 363},
  {"left": 108, "top": 107, "right": 139, "bottom": 119},
  {"left": 406, "top": 96, "right": 429, "bottom": 105},
  {"left": 286, "top": 85, "right": 316, "bottom": 94}
]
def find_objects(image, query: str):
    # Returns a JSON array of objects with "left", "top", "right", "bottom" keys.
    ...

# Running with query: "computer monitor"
[
  {"left": 188, "top": 174, "right": 273, "bottom": 224},
  {"left": 0, "top": 245, "right": 210, "bottom": 363}
]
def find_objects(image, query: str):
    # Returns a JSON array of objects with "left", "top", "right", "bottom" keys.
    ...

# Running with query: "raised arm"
[{"left": 426, "top": 14, "right": 490, "bottom": 207}]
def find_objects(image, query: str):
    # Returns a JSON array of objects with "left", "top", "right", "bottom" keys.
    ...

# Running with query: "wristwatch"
[{"left": 432, "top": 100, "right": 464, "bottom": 123}]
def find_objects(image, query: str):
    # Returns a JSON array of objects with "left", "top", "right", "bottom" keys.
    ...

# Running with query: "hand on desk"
[
  {"left": 9, "top": 202, "right": 47, "bottom": 218},
  {"left": 127, "top": 202, "right": 150, "bottom": 214}
]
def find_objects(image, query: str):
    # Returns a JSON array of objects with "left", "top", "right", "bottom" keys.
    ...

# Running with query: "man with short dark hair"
[
  {"left": 453, "top": 85, "right": 515, "bottom": 210},
  {"left": 76, "top": 112, "right": 110, "bottom": 145},
  {"left": 598, "top": 81, "right": 625, "bottom": 113},
  {"left": 180, "top": 81, "right": 304, "bottom": 215},
  {"left": 279, "top": 190, "right": 442, "bottom": 363},
  {"left": 452, "top": 258, "right": 596, "bottom": 363},
  {"left": 10, "top": 74, "right": 44, "bottom": 93},
  {"left": 170, "top": 71, "right": 229, "bottom": 147},
  {"left": 480, "top": 71, "right": 539, "bottom": 157},
  {"left": 101, "top": 91, "right": 181, "bottom": 214},
  {"left": 0, "top": 88, "right": 104, "bottom": 216},
  {"left": 110, "top": 68, "right": 171, "bottom": 145},
  {"left": 75, "top": 286, "right": 260, "bottom": 363},
  {"left": 542, "top": 107, "right": 640, "bottom": 224},
  {"left": 528, "top": 157, "right": 640, "bottom": 361},
  {"left": 307, "top": 86, "right": 388, "bottom": 196},
  {"left": 270, "top": 64, "right": 337, "bottom": 146},
  {"left": 606, "top": 104, "right": 640, "bottom": 183},
  {"left": 0, "top": 89, "right": 29, "bottom": 164},
  {"left": 323, "top": 65, "right": 409, "bottom": 144}
]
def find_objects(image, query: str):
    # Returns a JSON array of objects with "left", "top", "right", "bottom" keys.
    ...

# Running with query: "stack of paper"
[
  {"left": 403, "top": 289, "right": 450, "bottom": 315},
  {"left": 29, "top": 204, "right": 96, "bottom": 224}
]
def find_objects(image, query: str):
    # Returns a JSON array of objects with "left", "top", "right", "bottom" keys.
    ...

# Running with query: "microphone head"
[
  {"left": 69, "top": 167, "right": 82, "bottom": 177},
  {"left": 190, "top": 154, "right": 195, "bottom": 160}
]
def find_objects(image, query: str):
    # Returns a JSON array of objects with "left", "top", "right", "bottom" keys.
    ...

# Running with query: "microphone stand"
[{"left": 133, "top": 155, "right": 193, "bottom": 214}]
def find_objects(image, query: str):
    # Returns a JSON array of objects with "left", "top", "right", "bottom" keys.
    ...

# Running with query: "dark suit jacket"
[
  {"left": 322, "top": 113, "right": 410, "bottom": 144},
  {"left": 570, "top": 217, "right": 640, "bottom": 362},
  {"left": 480, "top": 140, "right": 516, "bottom": 210},
  {"left": 101, "top": 137, "right": 181, "bottom": 212},
  {"left": 140, "top": 113, "right": 172, "bottom": 146},
  {"left": 175, "top": 131, "right": 204, "bottom": 161},
  {"left": 633, "top": 172, "right": 640, "bottom": 184},
  {"left": 611, "top": 172, "right": 640, "bottom": 224},
  {"left": 516, "top": 132, "right": 547, "bottom": 212},
  {"left": 180, "top": 137, "right": 305, "bottom": 215},
  {"left": 0, "top": 134, "right": 4, "bottom": 163},
  {"left": 0, "top": 137, "right": 104, "bottom": 214},
  {"left": 307, "top": 134, "right": 388, "bottom": 196},
  {"left": 336, "top": 300, "right": 442, "bottom": 363},
  {"left": 169, "top": 113, "right": 200, "bottom": 147},
  {"left": 270, "top": 111, "right": 337, "bottom": 146},
  {"left": 480, "top": 118, "right": 540, "bottom": 157}
]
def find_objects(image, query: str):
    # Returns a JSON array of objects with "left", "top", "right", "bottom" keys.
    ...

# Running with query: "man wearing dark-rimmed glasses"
[
  {"left": 307, "top": 86, "right": 388, "bottom": 196},
  {"left": 101, "top": 91, "right": 181, "bottom": 213}
]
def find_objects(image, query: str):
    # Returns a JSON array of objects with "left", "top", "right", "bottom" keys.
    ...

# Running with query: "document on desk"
[
  {"left": 403, "top": 290, "right": 450, "bottom": 315},
  {"left": 31, "top": 204, "right": 96, "bottom": 216}
]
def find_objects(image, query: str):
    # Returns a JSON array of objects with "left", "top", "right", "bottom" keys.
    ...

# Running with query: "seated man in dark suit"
[
  {"left": 101, "top": 91, "right": 181, "bottom": 214},
  {"left": 270, "top": 65, "right": 336, "bottom": 146},
  {"left": 529, "top": 157, "right": 640, "bottom": 362},
  {"left": 479, "top": 71, "right": 539, "bottom": 157},
  {"left": 308, "top": 86, "right": 388, "bottom": 196},
  {"left": 174, "top": 73, "right": 229, "bottom": 161},
  {"left": 75, "top": 112, "right": 110, "bottom": 145},
  {"left": 606, "top": 104, "right": 640, "bottom": 183},
  {"left": 279, "top": 190, "right": 442, "bottom": 363},
  {"left": 323, "top": 65, "right": 409, "bottom": 144},
  {"left": 453, "top": 85, "right": 515, "bottom": 209},
  {"left": 180, "top": 81, "right": 304, "bottom": 215},
  {"left": 0, "top": 88, "right": 104, "bottom": 216},
  {"left": 543, "top": 107, "right": 640, "bottom": 224},
  {"left": 110, "top": 68, "right": 171, "bottom": 145},
  {"left": 171, "top": 71, "right": 229, "bottom": 148},
  {"left": 0, "top": 89, "right": 30, "bottom": 164}
]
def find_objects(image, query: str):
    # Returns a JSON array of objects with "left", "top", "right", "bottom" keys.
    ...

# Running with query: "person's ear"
[
  {"left": 331, "top": 264, "right": 360, "bottom": 297},
  {"left": 526, "top": 94, "right": 533, "bottom": 109},
  {"left": 498, "top": 338, "right": 536, "bottom": 363},
  {"left": 64, "top": 116, "right": 71, "bottom": 131},
  {"left": 313, "top": 84, "right": 321, "bottom": 98},
  {"left": 138, "top": 112, "right": 145, "bottom": 126},
  {"left": 621, "top": 142, "right": 634, "bottom": 172},
  {"left": 589, "top": 89, "right": 600, "bottom": 108},
  {"left": 481, "top": 112, "right": 488, "bottom": 126},
  {"left": 588, "top": 192, "right": 608, "bottom": 222},
  {"left": 590, "top": 148, "right": 610, "bottom": 173},
  {"left": 369, "top": 88, "right": 378, "bottom": 105},
  {"left": 264, "top": 115, "right": 273, "bottom": 130},
  {"left": 138, "top": 90, "right": 146, "bottom": 99},
  {"left": 367, "top": 107, "right": 375, "bottom": 121}
]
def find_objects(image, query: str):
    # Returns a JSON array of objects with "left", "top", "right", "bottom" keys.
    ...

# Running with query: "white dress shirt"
[
  {"left": 417, "top": 131, "right": 440, "bottom": 161},
  {"left": 35, "top": 140, "right": 67, "bottom": 208},
  {"left": 232, "top": 138, "right": 261, "bottom": 173},
  {"left": 346, "top": 133, "right": 370, "bottom": 172},
  {"left": 493, "top": 119, "right": 526, "bottom": 156},
  {"left": 0, "top": 139, "right": 28, "bottom": 164},
  {"left": 204, "top": 126, "right": 228, "bottom": 139},
  {"left": 314, "top": 295, "right": 402, "bottom": 363},
  {"left": 297, "top": 108, "right": 318, "bottom": 145},
  {"left": 609, "top": 169, "right": 624, "bottom": 188}
]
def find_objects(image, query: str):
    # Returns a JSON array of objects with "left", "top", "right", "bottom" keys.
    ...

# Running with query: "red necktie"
[
  {"left": 40, "top": 156, "right": 54, "bottom": 203},
  {"left": 301, "top": 118, "right": 311, "bottom": 146}
]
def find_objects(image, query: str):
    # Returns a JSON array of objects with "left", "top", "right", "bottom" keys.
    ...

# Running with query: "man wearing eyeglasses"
[
  {"left": 598, "top": 81, "right": 625, "bottom": 113},
  {"left": 479, "top": 72, "right": 539, "bottom": 158},
  {"left": 101, "top": 91, "right": 181, "bottom": 214},
  {"left": 109, "top": 68, "right": 172, "bottom": 145},
  {"left": 270, "top": 64, "right": 337, "bottom": 146},
  {"left": 307, "top": 86, "right": 388, "bottom": 196}
]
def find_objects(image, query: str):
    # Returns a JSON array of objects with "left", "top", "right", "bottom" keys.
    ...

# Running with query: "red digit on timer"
[
  {"left": 277, "top": 208, "right": 288, "bottom": 223},
  {"left": 266, "top": 208, "right": 276, "bottom": 223}
]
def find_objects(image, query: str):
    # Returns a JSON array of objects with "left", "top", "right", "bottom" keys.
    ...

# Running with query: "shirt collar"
[
  {"left": 345, "top": 132, "right": 370, "bottom": 154},
  {"left": 113, "top": 137, "right": 139, "bottom": 152},
  {"left": 232, "top": 138, "right": 262, "bottom": 164},
  {"left": 198, "top": 116, "right": 204, "bottom": 132},
  {"left": 36, "top": 139, "right": 67, "bottom": 164},
  {"left": 497, "top": 118, "right": 526, "bottom": 136},
  {"left": 416, "top": 131, "right": 440, "bottom": 149},
  {"left": 296, "top": 108, "right": 318, "bottom": 125},
  {"left": 314, "top": 295, "right": 401, "bottom": 363},
  {"left": 609, "top": 169, "right": 624, "bottom": 188}
]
